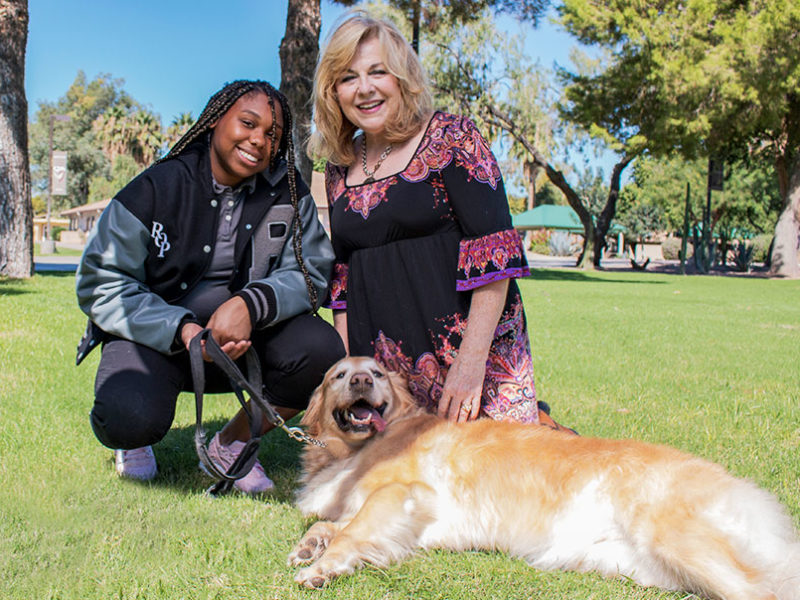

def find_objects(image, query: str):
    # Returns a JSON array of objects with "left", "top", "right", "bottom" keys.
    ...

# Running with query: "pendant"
[{"left": 363, "top": 176, "right": 375, "bottom": 184}]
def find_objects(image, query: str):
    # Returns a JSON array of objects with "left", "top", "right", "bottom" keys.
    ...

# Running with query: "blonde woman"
[{"left": 311, "top": 12, "right": 569, "bottom": 430}]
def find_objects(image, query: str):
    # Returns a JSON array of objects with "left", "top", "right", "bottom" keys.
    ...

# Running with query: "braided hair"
[{"left": 160, "top": 80, "right": 318, "bottom": 312}]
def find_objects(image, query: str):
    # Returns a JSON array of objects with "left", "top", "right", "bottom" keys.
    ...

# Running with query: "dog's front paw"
[
  {"left": 294, "top": 556, "right": 354, "bottom": 589},
  {"left": 288, "top": 535, "right": 328, "bottom": 567},
  {"left": 294, "top": 564, "right": 333, "bottom": 589}
]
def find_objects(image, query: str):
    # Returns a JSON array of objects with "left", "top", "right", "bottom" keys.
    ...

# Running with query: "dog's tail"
[
  {"left": 773, "top": 543, "right": 800, "bottom": 600},
  {"left": 656, "top": 473, "right": 800, "bottom": 600},
  {"left": 731, "top": 481, "right": 800, "bottom": 600}
]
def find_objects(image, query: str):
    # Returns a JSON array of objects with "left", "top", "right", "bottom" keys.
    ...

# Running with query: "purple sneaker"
[
  {"left": 115, "top": 446, "right": 157, "bottom": 480},
  {"left": 203, "top": 433, "right": 274, "bottom": 494}
]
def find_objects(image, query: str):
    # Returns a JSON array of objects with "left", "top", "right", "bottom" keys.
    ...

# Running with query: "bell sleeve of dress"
[
  {"left": 323, "top": 162, "right": 349, "bottom": 310},
  {"left": 440, "top": 116, "right": 530, "bottom": 291}
]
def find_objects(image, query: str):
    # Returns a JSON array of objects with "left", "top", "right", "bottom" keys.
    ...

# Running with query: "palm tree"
[
  {"left": 165, "top": 112, "right": 195, "bottom": 149},
  {"left": 92, "top": 105, "right": 129, "bottom": 164},
  {"left": 129, "top": 110, "right": 163, "bottom": 168},
  {"left": 0, "top": 0, "right": 33, "bottom": 278}
]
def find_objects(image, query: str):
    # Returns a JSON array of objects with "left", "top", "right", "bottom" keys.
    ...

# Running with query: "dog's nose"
[{"left": 350, "top": 372, "right": 373, "bottom": 388}]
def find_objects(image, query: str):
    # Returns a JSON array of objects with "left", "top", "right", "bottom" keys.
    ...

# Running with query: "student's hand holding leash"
[{"left": 181, "top": 296, "right": 252, "bottom": 360}]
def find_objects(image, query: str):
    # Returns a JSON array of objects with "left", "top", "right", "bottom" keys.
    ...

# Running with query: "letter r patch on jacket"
[{"left": 151, "top": 221, "right": 171, "bottom": 257}]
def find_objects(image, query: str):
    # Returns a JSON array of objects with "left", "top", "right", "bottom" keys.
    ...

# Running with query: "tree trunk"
[
  {"left": 541, "top": 163, "right": 595, "bottom": 268},
  {"left": 523, "top": 160, "right": 537, "bottom": 210},
  {"left": 479, "top": 104, "right": 595, "bottom": 268},
  {"left": 410, "top": 1, "right": 420, "bottom": 54},
  {"left": 592, "top": 155, "right": 634, "bottom": 268},
  {"left": 279, "top": 0, "right": 321, "bottom": 185},
  {"left": 768, "top": 95, "right": 800, "bottom": 278},
  {"left": 0, "top": 0, "right": 33, "bottom": 278},
  {"left": 769, "top": 154, "right": 800, "bottom": 278}
]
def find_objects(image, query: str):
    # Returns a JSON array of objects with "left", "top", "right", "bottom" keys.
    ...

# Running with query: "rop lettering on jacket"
[{"left": 151, "top": 221, "right": 171, "bottom": 258}]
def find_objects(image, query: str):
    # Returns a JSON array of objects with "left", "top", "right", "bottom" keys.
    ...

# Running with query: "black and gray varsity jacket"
[{"left": 75, "top": 141, "right": 333, "bottom": 363}]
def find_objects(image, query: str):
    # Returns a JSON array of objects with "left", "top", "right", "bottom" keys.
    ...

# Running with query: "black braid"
[{"left": 158, "top": 80, "right": 318, "bottom": 313}]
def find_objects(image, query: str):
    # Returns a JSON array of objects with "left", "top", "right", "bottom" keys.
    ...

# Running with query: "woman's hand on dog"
[{"left": 438, "top": 351, "right": 483, "bottom": 422}]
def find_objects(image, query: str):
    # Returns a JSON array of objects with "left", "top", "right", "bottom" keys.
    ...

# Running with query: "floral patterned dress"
[{"left": 325, "top": 112, "right": 538, "bottom": 423}]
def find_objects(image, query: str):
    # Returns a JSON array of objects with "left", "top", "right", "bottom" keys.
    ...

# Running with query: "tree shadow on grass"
[
  {"left": 526, "top": 268, "right": 668, "bottom": 285},
  {"left": 141, "top": 415, "right": 306, "bottom": 502},
  {"left": 1, "top": 271, "right": 78, "bottom": 295}
]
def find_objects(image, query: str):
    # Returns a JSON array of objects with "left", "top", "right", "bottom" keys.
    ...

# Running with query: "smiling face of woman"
[
  {"left": 209, "top": 91, "right": 283, "bottom": 187},
  {"left": 334, "top": 36, "right": 401, "bottom": 141}
]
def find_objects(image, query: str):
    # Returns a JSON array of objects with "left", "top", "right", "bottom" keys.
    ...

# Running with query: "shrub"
[
  {"left": 51, "top": 226, "right": 66, "bottom": 241},
  {"left": 751, "top": 234, "right": 772, "bottom": 263},
  {"left": 528, "top": 230, "right": 550, "bottom": 255},
  {"left": 661, "top": 237, "right": 682, "bottom": 260}
]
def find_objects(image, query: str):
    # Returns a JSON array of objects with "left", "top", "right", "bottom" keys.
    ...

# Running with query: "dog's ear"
[
  {"left": 387, "top": 370, "right": 417, "bottom": 414},
  {"left": 301, "top": 382, "right": 325, "bottom": 436}
]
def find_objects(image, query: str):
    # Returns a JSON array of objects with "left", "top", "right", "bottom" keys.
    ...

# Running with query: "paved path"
[{"left": 32, "top": 251, "right": 670, "bottom": 274}]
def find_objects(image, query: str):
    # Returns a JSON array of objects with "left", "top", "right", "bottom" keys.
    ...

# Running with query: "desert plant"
[
  {"left": 548, "top": 231, "right": 577, "bottom": 256},
  {"left": 661, "top": 237, "right": 682, "bottom": 260},
  {"left": 732, "top": 241, "right": 755, "bottom": 272}
]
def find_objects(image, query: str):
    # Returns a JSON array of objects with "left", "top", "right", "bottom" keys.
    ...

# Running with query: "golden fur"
[{"left": 290, "top": 357, "right": 800, "bottom": 599}]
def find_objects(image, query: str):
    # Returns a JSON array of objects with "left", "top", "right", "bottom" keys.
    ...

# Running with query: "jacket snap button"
[
  {"left": 210, "top": 199, "right": 218, "bottom": 207},
  {"left": 180, "top": 282, "right": 188, "bottom": 290},
  {"left": 203, "top": 245, "right": 211, "bottom": 253}
]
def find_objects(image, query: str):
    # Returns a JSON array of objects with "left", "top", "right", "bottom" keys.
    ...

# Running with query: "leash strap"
[
  {"left": 189, "top": 329, "right": 324, "bottom": 496},
  {"left": 190, "top": 330, "right": 269, "bottom": 495}
]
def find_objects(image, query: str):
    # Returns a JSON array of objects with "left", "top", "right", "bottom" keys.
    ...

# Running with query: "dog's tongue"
[{"left": 351, "top": 405, "right": 386, "bottom": 432}]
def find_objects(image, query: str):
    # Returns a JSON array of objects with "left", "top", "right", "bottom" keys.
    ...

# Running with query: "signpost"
[{"left": 42, "top": 114, "right": 71, "bottom": 254}]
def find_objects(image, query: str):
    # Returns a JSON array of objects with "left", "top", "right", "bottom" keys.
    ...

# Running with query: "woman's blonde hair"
[{"left": 308, "top": 10, "right": 433, "bottom": 166}]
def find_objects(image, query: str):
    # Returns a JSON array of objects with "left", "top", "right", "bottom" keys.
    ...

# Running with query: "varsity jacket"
[{"left": 75, "top": 141, "right": 333, "bottom": 364}]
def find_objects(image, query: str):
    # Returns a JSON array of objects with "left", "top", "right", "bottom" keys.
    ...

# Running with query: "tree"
[
  {"left": 165, "top": 112, "right": 195, "bottom": 149},
  {"left": 621, "top": 155, "right": 781, "bottom": 237},
  {"left": 280, "top": 0, "right": 322, "bottom": 184},
  {"left": 427, "top": 10, "right": 635, "bottom": 267},
  {"left": 384, "top": 0, "right": 548, "bottom": 53},
  {"left": 559, "top": 0, "right": 800, "bottom": 277},
  {"left": 128, "top": 110, "right": 163, "bottom": 168},
  {"left": 28, "top": 72, "right": 136, "bottom": 210},
  {"left": 0, "top": 0, "right": 32, "bottom": 278}
]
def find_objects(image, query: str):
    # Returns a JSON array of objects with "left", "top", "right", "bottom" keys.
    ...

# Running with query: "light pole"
[{"left": 43, "top": 113, "right": 71, "bottom": 251}]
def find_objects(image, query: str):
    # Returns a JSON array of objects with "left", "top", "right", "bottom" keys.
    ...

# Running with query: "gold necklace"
[{"left": 361, "top": 138, "right": 394, "bottom": 183}]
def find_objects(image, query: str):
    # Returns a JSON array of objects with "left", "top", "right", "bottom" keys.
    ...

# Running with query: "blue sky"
[{"left": 25, "top": 0, "right": 578, "bottom": 125}]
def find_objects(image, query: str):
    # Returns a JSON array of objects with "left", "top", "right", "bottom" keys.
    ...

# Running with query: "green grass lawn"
[{"left": 1, "top": 270, "right": 798, "bottom": 600}]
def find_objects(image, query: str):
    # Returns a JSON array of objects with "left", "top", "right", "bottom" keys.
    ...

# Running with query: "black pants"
[{"left": 90, "top": 314, "right": 345, "bottom": 449}]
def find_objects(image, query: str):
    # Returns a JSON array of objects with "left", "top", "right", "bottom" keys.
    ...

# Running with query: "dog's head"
[{"left": 301, "top": 357, "right": 418, "bottom": 453}]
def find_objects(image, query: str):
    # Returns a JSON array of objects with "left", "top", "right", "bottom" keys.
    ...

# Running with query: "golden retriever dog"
[{"left": 289, "top": 357, "right": 800, "bottom": 599}]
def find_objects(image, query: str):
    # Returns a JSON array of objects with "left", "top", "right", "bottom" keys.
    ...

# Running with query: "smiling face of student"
[
  {"left": 333, "top": 36, "right": 402, "bottom": 142},
  {"left": 209, "top": 91, "right": 283, "bottom": 187}
]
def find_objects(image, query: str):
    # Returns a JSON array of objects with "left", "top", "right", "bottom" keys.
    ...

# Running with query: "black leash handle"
[
  {"left": 190, "top": 328, "right": 325, "bottom": 495},
  {"left": 190, "top": 330, "right": 270, "bottom": 495}
]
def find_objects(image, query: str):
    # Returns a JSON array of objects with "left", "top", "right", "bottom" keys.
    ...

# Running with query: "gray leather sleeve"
[
  {"left": 244, "top": 193, "right": 333, "bottom": 325},
  {"left": 75, "top": 199, "right": 193, "bottom": 354}
]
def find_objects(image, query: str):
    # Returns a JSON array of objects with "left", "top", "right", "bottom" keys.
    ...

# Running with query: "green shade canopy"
[
  {"left": 512, "top": 205, "right": 584, "bottom": 232},
  {"left": 512, "top": 205, "right": 625, "bottom": 234}
]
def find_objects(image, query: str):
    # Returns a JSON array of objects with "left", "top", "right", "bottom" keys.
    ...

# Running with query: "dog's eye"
[
  {"left": 335, "top": 371, "right": 346, "bottom": 379},
  {"left": 372, "top": 370, "right": 384, "bottom": 378}
]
